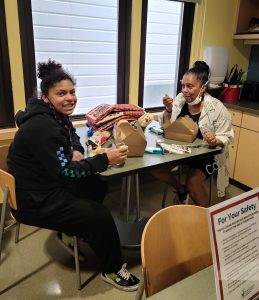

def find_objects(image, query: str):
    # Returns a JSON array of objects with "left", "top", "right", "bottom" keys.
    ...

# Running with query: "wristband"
[{"left": 165, "top": 107, "right": 172, "bottom": 113}]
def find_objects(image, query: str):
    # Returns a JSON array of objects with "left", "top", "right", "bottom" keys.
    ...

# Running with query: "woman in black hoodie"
[{"left": 7, "top": 59, "right": 139, "bottom": 291}]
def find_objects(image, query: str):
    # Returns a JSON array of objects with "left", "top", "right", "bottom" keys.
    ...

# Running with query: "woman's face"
[
  {"left": 181, "top": 74, "right": 204, "bottom": 104},
  {"left": 43, "top": 79, "right": 77, "bottom": 115}
]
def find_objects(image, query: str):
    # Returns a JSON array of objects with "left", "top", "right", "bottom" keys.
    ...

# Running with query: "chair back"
[
  {"left": 0, "top": 145, "right": 17, "bottom": 209},
  {"left": 0, "top": 145, "right": 10, "bottom": 171},
  {"left": 141, "top": 205, "right": 212, "bottom": 297}
]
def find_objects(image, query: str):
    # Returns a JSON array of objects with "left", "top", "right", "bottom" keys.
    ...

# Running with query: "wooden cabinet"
[
  {"left": 233, "top": 0, "right": 259, "bottom": 44},
  {"left": 234, "top": 128, "right": 259, "bottom": 187},
  {"left": 229, "top": 125, "right": 240, "bottom": 178},
  {"left": 241, "top": 112, "right": 259, "bottom": 132},
  {"left": 233, "top": 112, "right": 259, "bottom": 187},
  {"left": 228, "top": 109, "right": 242, "bottom": 179},
  {"left": 230, "top": 109, "right": 242, "bottom": 126}
]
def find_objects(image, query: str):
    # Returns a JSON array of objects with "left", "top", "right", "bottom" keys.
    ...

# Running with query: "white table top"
[{"left": 148, "top": 266, "right": 217, "bottom": 300}]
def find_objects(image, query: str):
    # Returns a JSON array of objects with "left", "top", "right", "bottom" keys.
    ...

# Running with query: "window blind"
[
  {"left": 173, "top": 0, "right": 200, "bottom": 3},
  {"left": 143, "top": 0, "right": 183, "bottom": 108},
  {"left": 31, "top": 0, "right": 118, "bottom": 115}
]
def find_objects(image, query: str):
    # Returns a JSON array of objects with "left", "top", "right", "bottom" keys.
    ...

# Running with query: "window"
[
  {"left": 0, "top": 0, "right": 14, "bottom": 129},
  {"left": 139, "top": 0, "right": 195, "bottom": 109},
  {"left": 18, "top": 0, "right": 131, "bottom": 118}
]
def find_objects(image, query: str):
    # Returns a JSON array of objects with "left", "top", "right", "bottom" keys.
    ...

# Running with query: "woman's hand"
[
  {"left": 203, "top": 131, "right": 223, "bottom": 147},
  {"left": 163, "top": 94, "right": 173, "bottom": 113},
  {"left": 106, "top": 148, "right": 128, "bottom": 166},
  {"left": 72, "top": 150, "right": 84, "bottom": 161}
]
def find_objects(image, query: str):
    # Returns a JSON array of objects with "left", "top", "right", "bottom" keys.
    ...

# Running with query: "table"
[
  {"left": 76, "top": 126, "right": 222, "bottom": 247},
  {"left": 148, "top": 266, "right": 217, "bottom": 300},
  {"left": 102, "top": 132, "right": 221, "bottom": 247},
  {"left": 76, "top": 125, "right": 221, "bottom": 246}
]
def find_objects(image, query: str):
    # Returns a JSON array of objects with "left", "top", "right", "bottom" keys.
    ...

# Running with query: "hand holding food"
[
  {"left": 163, "top": 94, "right": 173, "bottom": 113},
  {"left": 106, "top": 147, "right": 128, "bottom": 166}
]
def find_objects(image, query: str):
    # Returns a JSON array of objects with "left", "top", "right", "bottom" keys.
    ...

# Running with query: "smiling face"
[
  {"left": 181, "top": 74, "right": 205, "bottom": 104},
  {"left": 42, "top": 79, "right": 77, "bottom": 115}
]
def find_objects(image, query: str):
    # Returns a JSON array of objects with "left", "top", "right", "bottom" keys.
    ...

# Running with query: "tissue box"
[
  {"left": 164, "top": 115, "right": 198, "bottom": 143},
  {"left": 113, "top": 120, "right": 147, "bottom": 157}
]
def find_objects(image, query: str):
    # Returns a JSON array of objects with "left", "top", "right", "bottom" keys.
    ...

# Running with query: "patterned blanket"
[{"left": 86, "top": 104, "right": 145, "bottom": 131}]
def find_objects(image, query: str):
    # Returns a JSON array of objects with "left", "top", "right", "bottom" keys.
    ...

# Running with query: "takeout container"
[
  {"left": 164, "top": 115, "right": 198, "bottom": 143},
  {"left": 113, "top": 120, "right": 147, "bottom": 157}
]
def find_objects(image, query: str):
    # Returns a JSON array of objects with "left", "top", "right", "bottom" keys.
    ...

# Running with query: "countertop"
[{"left": 223, "top": 100, "right": 259, "bottom": 115}]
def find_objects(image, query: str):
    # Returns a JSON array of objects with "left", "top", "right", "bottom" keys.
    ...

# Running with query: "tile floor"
[{"left": 0, "top": 179, "right": 245, "bottom": 300}]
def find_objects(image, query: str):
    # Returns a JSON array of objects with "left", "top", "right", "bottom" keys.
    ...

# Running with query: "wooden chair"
[
  {"left": 0, "top": 145, "right": 82, "bottom": 289},
  {"left": 136, "top": 205, "right": 212, "bottom": 299},
  {"left": 0, "top": 145, "right": 20, "bottom": 260}
]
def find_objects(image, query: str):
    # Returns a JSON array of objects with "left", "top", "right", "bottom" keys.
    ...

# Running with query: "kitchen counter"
[{"left": 223, "top": 100, "right": 259, "bottom": 115}]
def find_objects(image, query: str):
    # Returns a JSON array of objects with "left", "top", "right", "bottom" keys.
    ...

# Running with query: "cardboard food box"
[
  {"left": 164, "top": 115, "right": 198, "bottom": 143},
  {"left": 113, "top": 120, "right": 147, "bottom": 157}
]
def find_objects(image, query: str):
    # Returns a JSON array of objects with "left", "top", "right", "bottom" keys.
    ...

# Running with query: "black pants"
[{"left": 14, "top": 175, "right": 122, "bottom": 274}]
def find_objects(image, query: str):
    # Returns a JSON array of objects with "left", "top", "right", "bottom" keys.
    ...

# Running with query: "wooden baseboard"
[{"left": 229, "top": 178, "right": 251, "bottom": 192}]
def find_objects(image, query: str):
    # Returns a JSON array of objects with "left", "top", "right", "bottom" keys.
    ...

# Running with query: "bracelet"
[{"left": 165, "top": 107, "right": 172, "bottom": 113}]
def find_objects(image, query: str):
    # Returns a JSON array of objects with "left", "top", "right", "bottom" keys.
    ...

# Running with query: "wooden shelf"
[
  {"left": 233, "top": 0, "right": 259, "bottom": 44},
  {"left": 233, "top": 33, "right": 259, "bottom": 40}
]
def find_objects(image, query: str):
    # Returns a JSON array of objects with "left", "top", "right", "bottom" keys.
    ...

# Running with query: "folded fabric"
[
  {"left": 86, "top": 104, "right": 144, "bottom": 125},
  {"left": 85, "top": 104, "right": 145, "bottom": 132},
  {"left": 92, "top": 115, "right": 143, "bottom": 132}
]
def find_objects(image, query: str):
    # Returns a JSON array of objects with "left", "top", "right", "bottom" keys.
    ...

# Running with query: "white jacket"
[{"left": 159, "top": 92, "right": 234, "bottom": 197}]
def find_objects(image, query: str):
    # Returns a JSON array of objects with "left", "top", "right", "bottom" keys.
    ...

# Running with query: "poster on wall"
[{"left": 208, "top": 188, "right": 259, "bottom": 300}]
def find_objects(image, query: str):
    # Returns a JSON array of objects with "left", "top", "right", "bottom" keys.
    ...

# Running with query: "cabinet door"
[
  {"left": 234, "top": 128, "right": 259, "bottom": 188},
  {"left": 229, "top": 125, "right": 240, "bottom": 179},
  {"left": 229, "top": 109, "right": 242, "bottom": 127},
  {"left": 241, "top": 112, "right": 259, "bottom": 132}
]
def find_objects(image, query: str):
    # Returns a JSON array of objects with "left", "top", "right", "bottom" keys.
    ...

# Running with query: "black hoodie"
[{"left": 7, "top": 99, "right": 109, "bottom": 193}]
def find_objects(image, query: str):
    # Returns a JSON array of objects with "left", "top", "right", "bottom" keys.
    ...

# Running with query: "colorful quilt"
[{"left": 85, "top": 104, "right": 145, "bottom": 131}]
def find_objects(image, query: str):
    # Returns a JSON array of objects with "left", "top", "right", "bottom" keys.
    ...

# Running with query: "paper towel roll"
[{"left": 203, "top": 46, "right": 229, "bottom": 84}]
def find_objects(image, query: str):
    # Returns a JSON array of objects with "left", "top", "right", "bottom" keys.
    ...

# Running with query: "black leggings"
[{"left": 14, "top": 176, "right": 122, "bottom": 274}]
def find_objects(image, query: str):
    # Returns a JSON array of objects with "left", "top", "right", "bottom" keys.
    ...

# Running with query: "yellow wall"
[
  {"left": 2, "top": 0, "right": 251, "bottom": 118},
  {"left": 190, "top": 0, "right": 250, "bottom": 71},
  {"left": 129, "top": 0, "right": 143, "bottom": 105},
  {"left": 4, "top": 0, "right": 26, "bottom": 114}
]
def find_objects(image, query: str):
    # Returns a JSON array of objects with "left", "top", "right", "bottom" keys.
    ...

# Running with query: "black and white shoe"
[
  {"left": 101, "top": 263, "right": 139, "bottom": 291},
  {"left": 177, "top": 185, "right": 188, "bottom": 203}
]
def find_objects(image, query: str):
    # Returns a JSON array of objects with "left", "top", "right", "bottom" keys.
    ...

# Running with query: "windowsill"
[
  {"left": 0, "top": 128, "right": 17, "bottom": 141},
  {"left": 0, "top": 120, "right": 87, "bottom": 142}
]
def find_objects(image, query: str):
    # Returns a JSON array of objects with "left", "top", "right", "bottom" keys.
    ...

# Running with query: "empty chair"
[{"left": 137, "top": 205, "right": 212, "bottom": 298}]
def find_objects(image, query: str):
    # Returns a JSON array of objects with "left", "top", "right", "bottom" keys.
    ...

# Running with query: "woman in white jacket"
[{"left": 152, "top": 61, "right": 234, "bottom": 207}]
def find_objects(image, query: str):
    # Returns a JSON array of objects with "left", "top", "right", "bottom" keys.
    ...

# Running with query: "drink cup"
[{"left": 116, "top": 143, "right": 128, "bottom": 167}]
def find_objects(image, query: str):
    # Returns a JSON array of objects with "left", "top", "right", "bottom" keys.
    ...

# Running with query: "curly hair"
[{"left": 37, "top": 59, "right": 76, "bottom": 96}]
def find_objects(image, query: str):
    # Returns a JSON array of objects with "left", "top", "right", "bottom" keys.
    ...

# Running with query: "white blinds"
[
  {"left": 31, "top": 0, "right": 118, "bottom": 115},
  {"left": 143, "top": 0, "right": 183, "bottom": 108},
  {"left": 173, "top": 0, "right": 200, "bottom": 3}
]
